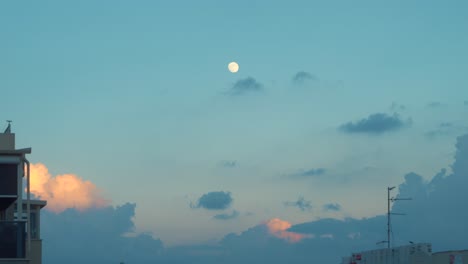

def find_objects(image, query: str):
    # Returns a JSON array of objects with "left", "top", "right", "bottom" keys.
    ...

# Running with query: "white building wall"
[{"left": 342, "top": 243, "right": 432, "bottom": 264}]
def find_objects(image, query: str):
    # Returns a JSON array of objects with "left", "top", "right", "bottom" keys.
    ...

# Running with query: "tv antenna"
[
  {"left": 385, "top": 186, "right": 411, "bottom": 248},
  {"left": 4, "top": 120, "right": 12, "bottom": 133}
]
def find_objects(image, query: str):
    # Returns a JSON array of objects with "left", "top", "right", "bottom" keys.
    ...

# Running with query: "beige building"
[{"left": 0, "top": 123, "right": 47, "bottom": 264}]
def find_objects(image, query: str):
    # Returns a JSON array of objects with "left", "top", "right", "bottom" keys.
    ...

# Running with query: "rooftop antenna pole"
[
  {"left": 5, "top": 120, "right": 12, "bottom": 133},
  {"left": 387, "top": 186, "right": 412, "bottom": 248},
  {"left": 387, "top": 187, "right": 393, "bottom": 249}
]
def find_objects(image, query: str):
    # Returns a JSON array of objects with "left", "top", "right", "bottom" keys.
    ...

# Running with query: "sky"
[{"left": 1, "top": 1, "right": 468, "bottom": 263}]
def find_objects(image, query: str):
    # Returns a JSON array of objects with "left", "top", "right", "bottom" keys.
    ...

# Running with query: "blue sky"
[{"left": 1, "top": 1, "right": 468, "bottom": 262}]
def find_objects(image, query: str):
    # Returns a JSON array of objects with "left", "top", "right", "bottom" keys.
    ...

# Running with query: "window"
[{"left": 30, "top": 211, "right": 38, "bottom": 239}]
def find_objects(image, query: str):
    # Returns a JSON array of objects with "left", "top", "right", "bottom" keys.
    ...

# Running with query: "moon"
[{"left": 228, "top": 62, "right": 239, "bottom": 73}]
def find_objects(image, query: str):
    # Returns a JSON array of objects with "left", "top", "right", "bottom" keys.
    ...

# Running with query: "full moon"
[{"left": 228, "top": 62, "right": 239, "bottom": 73}]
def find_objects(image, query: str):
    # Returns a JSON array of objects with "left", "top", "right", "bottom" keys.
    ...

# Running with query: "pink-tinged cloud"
[
  {"left": 265, "top": 218, "right": 311, "bottom": 243},
  {"left": 30, "top": 163, "right": 110, "bottom": 213}
]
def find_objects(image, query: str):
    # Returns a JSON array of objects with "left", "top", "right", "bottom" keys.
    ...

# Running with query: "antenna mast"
[
  {"left": 386, "top": 186, "right": 411, "bottom": 248},
  {"left": 4, "top": 120, "right": 12, "bottom": 133}
]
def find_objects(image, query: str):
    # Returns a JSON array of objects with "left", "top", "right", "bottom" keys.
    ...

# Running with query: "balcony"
[{"left": 0, "top": 221, "right": 26, "bottom": 259}]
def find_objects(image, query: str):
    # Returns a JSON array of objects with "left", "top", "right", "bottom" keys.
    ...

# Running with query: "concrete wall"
[
  {"left": 29, "top": 240, "right": 42, "bottom": 264},
  {"left": 0, "top": 133, "right": 15, "bottom": 150}
]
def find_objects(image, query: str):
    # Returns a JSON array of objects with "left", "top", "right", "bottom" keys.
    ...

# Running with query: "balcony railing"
[{"left": 0, "top": 221, "right": 26, "bottom": 258}]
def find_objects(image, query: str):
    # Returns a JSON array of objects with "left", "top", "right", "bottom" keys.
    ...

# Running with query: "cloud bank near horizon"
[
  {"left": 40, "top": 133, "right": 468, "bottom": 263},
  {"left": 42, "top": 203, "right": 164, "bottom": 264}
]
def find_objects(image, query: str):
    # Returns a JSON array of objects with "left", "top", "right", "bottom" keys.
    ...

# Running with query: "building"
[
  {"left": 341, "top": 243, "right": 432, "bottom": 264},
  {"left": 0, "top": 123, "right": 47, "bottom": 264},
  {"left": 432, "top": 250, "right": 468, "bottom": 264},
  {"left": 342, "top": 245, "right": 468, "bottom": 264}
]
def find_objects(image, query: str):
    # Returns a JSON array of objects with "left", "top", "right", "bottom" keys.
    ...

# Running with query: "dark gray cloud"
[
  {"left": 287, "top": 168, "right": 326, "bottom": 179},
  {"left": 219, "top": 160, "right": 237, "bottom": 168},
  {"left": 322, "top": 203, "right": 341, "bottom": 212},
  {"left": 339, "top": 113, "right": 409, "bottom": 134},
  {"left": 192, "top": 191, "right": 233, "bottom": 210},
  {"left": 284, "top": 196, "right": 313, "bottom": 211},
  {"left": 42, "top": 203, "right": 164, "bottom": 264},
  {"left": 292, "top": 71, "right": 317, "bottom": 84},
  {"left": 228, "top": 77, "right": 263, "bottom": 95},
  {"left": 213, "top": 210, "right": 240, "bottom": 220}
]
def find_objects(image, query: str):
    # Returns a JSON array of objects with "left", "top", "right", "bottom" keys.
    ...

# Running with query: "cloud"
[
  {"left": 425, "top": 122, "right": 467, "bottom": 139},
  {"left": 184, "top": 132, "right": 468, "bottom": 264},
  {"left": 320, "top": 234, "right": 334, "bottom": 239},
  {"left": 30, "top": 163, "right": 110, "bottom": 213},
  {"left": 192, "top": 191, "right": 233, "bottom": 210},
  {"left": 228, "top": 77, "right": 263, "bottom": 95},
  {"left": 292, "top": 71, "right": 317, "bottom": 85},
  {"left": 40, "top": 133, "right": 468, "bottom": 264},
  {"left": 284, "top": 197, "right": 313, "bottom": 211},
  {"left": 427, "top": 101, "right": 445, "bottom": 108},
  {"left": 291, "top": 133, "right": 468, "bottom": 256},
  {"left": 42, "top": 203, "right": 164, "bottom": 264},
  {"left": 162, "top": 245, "right": 225, "bottom": 260},
  {"left": 213, "top": 210, "right": 240, "bottom": 220},
  {"left": 390, "top": 102, "right": 406, "bottom": 112},
  {"left": 322, "top": 203, "right": 341, "bottom": 212},
  {"left": 287, "top": 168, "right": 326, "bottom": 179},
  {"left": 219, "top": 223, "right": 322, "bottom": 263},
  {"left": 389, "top": 135, "right": 468, "bottom": 237},
  {"left": 339, "top": 113, "right": 410, "bottom": 134},
  {"left": 265, "top": 218, "right": 312, "bottom": 243},
  {"left": 425, "top": 122, "right": 453, "bottom": 138},
  {"left": 218, "top": 160, "right": 237, "bottom": 168}
]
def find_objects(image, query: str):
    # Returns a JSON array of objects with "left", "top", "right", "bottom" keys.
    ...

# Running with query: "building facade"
[
  {"left": 342, "top": 243, "right": 468, "bottom": 264},
  {"left": 0, "top": 124, "right": 46, "bottom": 264},
  {"left": 341, "top": 243, "right": 432, "bottom": 264}
]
